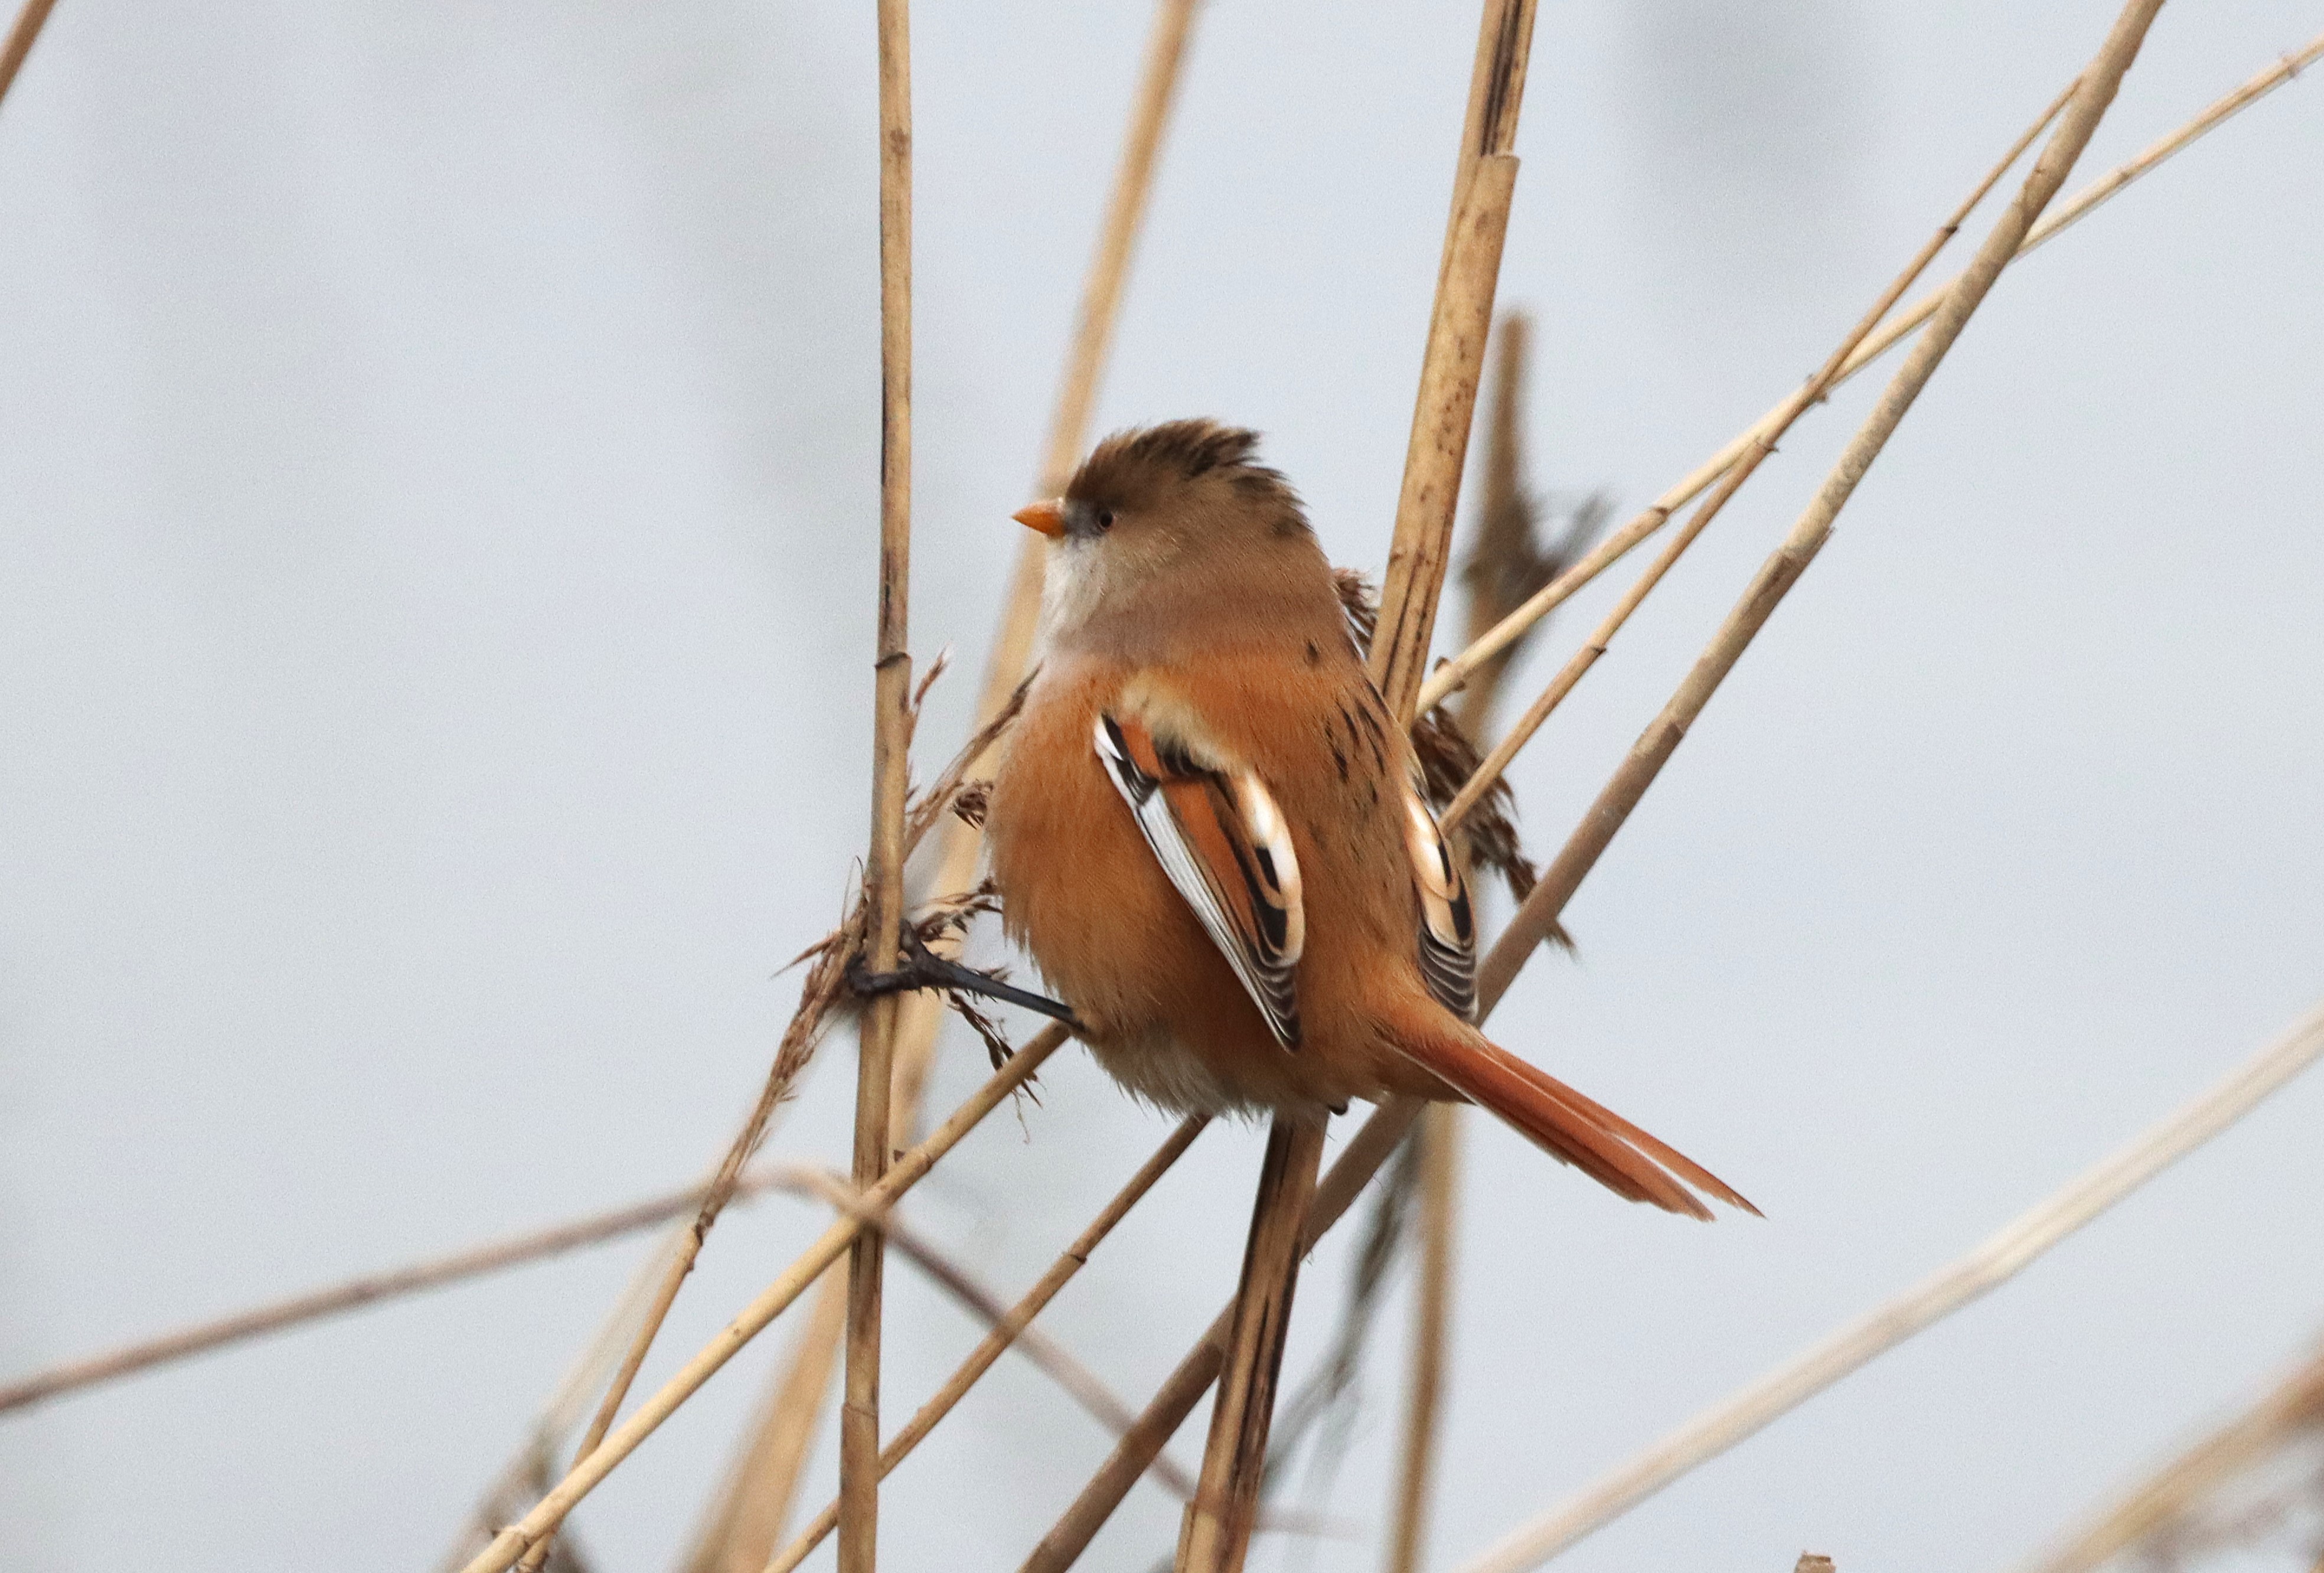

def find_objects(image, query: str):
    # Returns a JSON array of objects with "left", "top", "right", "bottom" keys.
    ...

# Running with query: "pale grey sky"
[{"left": 2, "top": 3, "right": 2320, "bottom": 1570}]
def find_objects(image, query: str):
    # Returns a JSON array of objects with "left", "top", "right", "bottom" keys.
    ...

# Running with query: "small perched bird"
[{"left": 984, "top": 420, "right": 1747, "bottom": 1218}]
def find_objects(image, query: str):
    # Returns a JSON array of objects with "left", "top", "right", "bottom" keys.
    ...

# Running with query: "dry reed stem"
[
  {"left": 680, "top": 1267, "right": 850, "bottom": 1573},
  {"left": 0, "top": 1167, "right": 822, "bottom": 1417},
  {"left": 1382, "top": 308, "right": 1552, "bottom": 1572},
  {"left": 510, "top": 679, "right": 1015, "bottom": 1570},
  {"left": 671, "top": 689, "right": 1024, "bottom": 1563},
  {"left": 766, "top": 1116, "right": 1211, "bottom": 1573},
  {"left": 1479, "top": 0, "right": 2168, "bottom": 1001},
  {"left": 1373, "top": 0, "right": 1537, "bottom": 723},
  {"left": 762, "top": 1164, "right": 1206, "bottom": 1486},
  {"left": 1174, "top": 8, "right": 1536, "bottom": 1567},
  {"left": 1371, "top": 149, "right": 1523, "bottom": 726},
  {"left": 1455, "top": 997, "right": 2324, "bottom": 1573},
  {"left": 0, "top": 0, "right": 59, "bottom": 107},
  {"left": 1019, "top": 1102, "right": 1421, "bottom": 1573},
  {"left": 1034, "top": 0, "right": 1200, "bottom": 500},
  {"left": 2017, "top": 1344, "right": 2324, "bottom": 1573},
  {"left": 459, "top": 1025, "right": 1065, "bottom": 1573},
  {"left": 690, "top": 5, "right": 1203, "bottom": 1552},
  {"left": 1435, "top": 73, "right": 2077, "bottom": 836},
  {"left": 1385, "top": 1103, "right": 1460, "bottom": 1573},
  {"left": 441, "top": 1229, "right": 698, "bottom": 1571},
  {"left": 1414, "top": 27, "right": 2324, "bottom": 717},
  {"left": 1451, "top": 311, "right": 1576, "bottom": 739},
  {"left": 1020, "top": 895, "right": 1566, "bottom": 1573},
  {"left": 1179, "top": 1112, "right": 1329, "bottom": 1572},
  {"left": 1432, "top": 0, "right": 1537, "bottom": 309},
  {"left": 837, "top": 5, "right": 918, "bottom": 1566}
]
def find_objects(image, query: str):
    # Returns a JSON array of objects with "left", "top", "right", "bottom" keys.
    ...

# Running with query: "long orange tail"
[{"left": 1387, "top": 1011, "right": 1756, "bottom": 1220}]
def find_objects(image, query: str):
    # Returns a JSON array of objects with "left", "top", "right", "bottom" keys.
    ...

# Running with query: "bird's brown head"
[{"left": 1017, "top": 420, "right": 1326, "bottom": 650}]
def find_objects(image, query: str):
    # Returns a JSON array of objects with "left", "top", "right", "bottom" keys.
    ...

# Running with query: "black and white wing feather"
[
  {"left": 1094, "top": 712, "right": 1305, "bottom": 1049},
  {"left": 1401, "top": 785, "right": 1477, "bottom": 1020}
]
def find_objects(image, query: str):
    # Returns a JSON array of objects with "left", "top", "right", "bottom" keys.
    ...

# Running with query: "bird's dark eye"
[{"left": 1095, "top": 507, "right": 1115, "bottom": 532}]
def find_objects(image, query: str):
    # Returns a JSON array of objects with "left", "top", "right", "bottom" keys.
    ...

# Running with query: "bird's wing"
[
  {"left": 1094, "top": 711, "right": 1305, "bottom": 1049},
  {"left": 1400, "top": 784, "right": 1477, "bottom": 1020}
]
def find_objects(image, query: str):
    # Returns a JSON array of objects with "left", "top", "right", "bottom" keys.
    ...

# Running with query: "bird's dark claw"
[{"left": 848, "top": 931, "right": 1085, "bottom": 1032}]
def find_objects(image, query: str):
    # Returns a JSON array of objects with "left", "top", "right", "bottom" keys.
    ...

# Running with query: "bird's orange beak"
[{"left": 1013, "top": 499, "right": 1066, "bottom": 538}]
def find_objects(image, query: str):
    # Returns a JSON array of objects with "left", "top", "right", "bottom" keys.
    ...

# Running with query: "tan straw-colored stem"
[
  {"left": 1456, "top": 998, "right": 2324, "bottom": 1573},
  {"left": 1173, "top": 9, "right": 1538, "bottom": 1571},
  {"left": 458, "top": 1026, "right": 1065, "bottom": 1573},
  {"left": 1385, "top": 1102, "right": 1460, "bottom": 1573},
  {"left": 1371, "top": 143, "right": 1525, "bottom": 725},
  {"left": 2016, "top": 1341, "right": 2324, "bottom": 1573},
  {"left": 835, "top": 4, "right": 918, "bottom": 1567},
  {"left": 1177, "top": 1112, "right": 1328, "bottom": 1571},
  {"left": 0, "top": 1167, "right": 810, "bottom": 1417},
  {"left": 685, "top": 5, "right": 1205, "bottom": 1557},
  {"left": 0, "top": 0, "right": 60, "bottom": 108},
  {"left": 1415, "top": 26, "right": 2324, "bottom": 717},
  {"left": 1437, "top": 72, "right": 2077, "bottom": 834},
  {"left": 766, "top": 1116, "right": 1210, "bottom": 1573},
  {"left": 1480, "top": 0, "right": 2169, "bottom": 1001}
]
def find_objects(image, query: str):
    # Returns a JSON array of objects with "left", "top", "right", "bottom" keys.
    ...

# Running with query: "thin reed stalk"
[
  {"left": 1414, "top": 26, "right": 2324, "bottom": 716},
  {"left": 1437, "top": 73, "right": 2077, "bottom": 834},
  {"left": 1022, "top": 870, "right": 1579, "bottom": 1573},
  {"left": 1035, "top": 0, "right": 1200, "bottom": 497},
  {"left": 0, "top": 1166, "right": 818, "bottom": 1417},
  {"left": 767, "top": 1116, "right": 1211, "bottom": 1573},
  {"left": 0, "top": 0, "right": 59, "bottom": 107},
  {"left": 837, "top": 5, "right": 919, "bottom": 1568},
  {"left": 524, "top": 210, "right": 970, "bottom": 1566},
  {"left": 1017, "top": 21, "right": 2287, "bottom": 1561},
  {"left": 1372, "top": 141, "right": 1525, "bottom": 725},
  {"left": 458, "top": 1026, "right": 1066, "bottom": 1573},
  {"left": 1480, "top": 0, "right": 2169, "bottom": 1000},
  {"left": 1451, "top": 312, "right": 1572, "bottom": 740},
  {"left": 1382, "top": 309, "right": 1557, "bottom": 1572},
  {"left": 443, "top": 1227, "right": 698, "bottom": 1571},
  {"left": 496, "top": 677, "right": 1011, "bottom": 1571},
  {"left": 681, "top": 1268, "right": 849, "bottom": 1573},
  {"left": 1455, "top": 998, "right": 2324, "bottom": 1573},
  {"left": 1179, "top": 1112, "right": 1329, "bottom": 1571},
  {"left": 1385, "top": 1102, "right": 1458, "bottom": 1573},
  {"left": 2016, "top": 1342, "right": 2324, "bottom": 1573},
  {"left": 687, "top": 6, "right": 1203, "bottom": 1556},
  {"left": 1175, "top": 9, "right": 1537, "bottom": 1570},
  {"left": 1020, "top": 1102, "right": 1421, "bottom": 1573}
]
